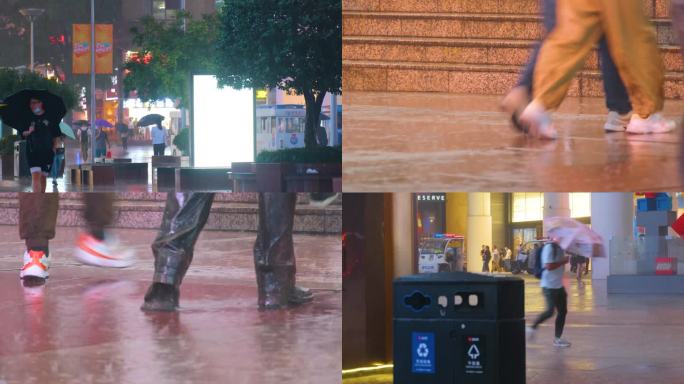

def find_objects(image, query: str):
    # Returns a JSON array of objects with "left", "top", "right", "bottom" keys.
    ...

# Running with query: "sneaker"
[
  {"left": 553, "top": 337, "right": 571, "bottom": 348},
  {"left": 519, "top": 101, "right": 558, "bottom": 140},
  {"left": 626, "top": 113, "right": 676, "bottom": 134},
  {"left": 526, "top": 326, "right": 537, "bottom": 341},
  {"left": 74, "top": 232, "right": 135, "bottom": 268},
  {"left": 500, "top": 86, "right": 531, "bottom": 133},
  {"left": 604, "top": 111, "right": 632, "bottom": 132},
  {"left": 20, "top": 249, "right": 50, "bottom": 283}
]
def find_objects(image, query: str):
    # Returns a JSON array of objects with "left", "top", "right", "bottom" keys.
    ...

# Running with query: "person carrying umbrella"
[
  {"left": 526, "top": 237, "right": 571, "bottom": 348},
  {"left": 22, "top": 98, "right": 63, "bottom": 192},
  {"left": 0, "top": 90, "right": 66, "bottom": 192}
]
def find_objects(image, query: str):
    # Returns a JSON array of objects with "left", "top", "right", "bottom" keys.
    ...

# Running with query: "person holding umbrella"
[
  {"left": 138, "top": 114, "right": 166, "bottom": 157},
  {"left": 22, "top": 98, "right": 62, "bottom": 192},
  {"left": 0, "top": 90, "right": 67, "bottom": 192},
  {"left": 526, "top": 237, "right": 571, "bottom": 348}
]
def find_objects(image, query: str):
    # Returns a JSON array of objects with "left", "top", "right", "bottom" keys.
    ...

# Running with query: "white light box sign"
[{"left": 192, "top": 75, "right": 254, "bottom": 167}]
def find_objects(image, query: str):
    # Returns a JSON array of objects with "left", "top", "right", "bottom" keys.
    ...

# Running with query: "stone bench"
[
  {"left": 229, "top": 162, "right": 342, "bottom": 192},
  {"left": 91, "top": 162, "right": 148, "bottom": 186},
  {"left": 156, "top": 167, "right": 232, "bottom": 191},
  {"left": 151, "top": 155, "right": 181, "bottom": 168}
]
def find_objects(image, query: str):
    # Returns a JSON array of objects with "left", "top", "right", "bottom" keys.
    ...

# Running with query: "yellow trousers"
[{"left": 533, "top": 0, "right": 664, "bottom": 117}]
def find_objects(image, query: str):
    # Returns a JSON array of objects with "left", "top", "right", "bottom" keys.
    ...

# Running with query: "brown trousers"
[
  {"left": 534, "top": 0, "right": 664, "bottom": 117},
  {"left": 19, "top": 193, "right": 115, "bottom": 249}
]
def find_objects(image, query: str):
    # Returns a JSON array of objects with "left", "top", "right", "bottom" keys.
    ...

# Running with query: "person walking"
[
  {"left": 151, "top": 123, "right": 167, "bottom": 157},
  {"left": 517, "top": 0, "right": 675, "bottom": 139},
  {"left": 79, "top": 125, "right": 89, "bottom": 163},
  {"left": 527, "top": 238, "right": 571, "bottom": 348},
  {"left": 120, "top": 126, "right": 129, "bottom": 152},
  {"left": 492, "top": 246, "right": 501, "bottom": 272},
  {"left": 501, "top": 0, "right": 633, "bottom": 134},
  {"left": 575, "top": 254, "right": 588, "bottom": 286},
  {"left": 95, "top": 127, "right": 109, "bottom": 159},
  {"left": 18, "top": 193, "right": 135, "bottom": 286},
  {"left": 19, "top": 98, "right": 62, "bottom": 192},
  {"left": 482, "top": 245, "right": 492, "bottom": 272}
]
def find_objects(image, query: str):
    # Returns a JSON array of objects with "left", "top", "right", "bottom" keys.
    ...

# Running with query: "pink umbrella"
[{"left": 543, "top": 217, "right": 605, "bottom": 258}]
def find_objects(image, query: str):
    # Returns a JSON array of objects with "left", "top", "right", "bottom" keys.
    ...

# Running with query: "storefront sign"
[
  {"left": 416, "top": 194, "right": 446, "bottom": 202},
  {"left": 656, "top": 257, "right": 677, "bottom": 275}
]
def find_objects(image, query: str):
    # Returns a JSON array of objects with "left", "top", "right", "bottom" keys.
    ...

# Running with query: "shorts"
[
  {"left": 29, "top": 164, "right": 52, "bottom": 177},
  {"left": 27, "top": 149, "right": 54, "bottom": 177}
]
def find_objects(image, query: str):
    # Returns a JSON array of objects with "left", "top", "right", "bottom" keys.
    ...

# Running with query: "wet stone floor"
[
  {"left": 344, "top": 274, "right": 684, "bottom": 384},
  {"left": 343, "top": 91, "right": 684, "bottom": 192},
  {"left": 0, "top": 226, "right": 341, "bottom": 384}
]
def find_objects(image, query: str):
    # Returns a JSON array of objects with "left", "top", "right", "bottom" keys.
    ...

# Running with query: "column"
[
  {"left": 392, "top": 193, "right": 415, "bottom": 278},
  {"left": 590, "top": 193, "right": 634, "bottom": 279},
  {"left": 467, "top": 193, "right": 492, "bottom": 272},
  {"left": 542, "top": 193, "right": 571, "bottom": 230}
]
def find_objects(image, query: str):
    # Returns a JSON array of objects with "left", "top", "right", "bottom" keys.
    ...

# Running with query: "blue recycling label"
[{"left": 412, "top": 332, "right": 435, "bottom": 374}]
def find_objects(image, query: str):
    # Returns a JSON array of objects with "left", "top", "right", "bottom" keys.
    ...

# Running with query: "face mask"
[{"left": 32, "top": 107, "right": 42, "bottom": 114}]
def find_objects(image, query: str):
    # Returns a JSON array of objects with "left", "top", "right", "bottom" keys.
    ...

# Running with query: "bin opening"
[{"left": 404, "top": 291, "right": 431, "bottom": 311}]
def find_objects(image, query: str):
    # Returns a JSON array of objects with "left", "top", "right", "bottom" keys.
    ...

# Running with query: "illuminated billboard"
[{"left": 192, "top": 75, "right": 254, "bottom": 167}]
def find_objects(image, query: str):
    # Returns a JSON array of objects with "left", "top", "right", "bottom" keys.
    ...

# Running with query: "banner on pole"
[{"left": 72, "top": 24, "right": 113, "bottom": 74}]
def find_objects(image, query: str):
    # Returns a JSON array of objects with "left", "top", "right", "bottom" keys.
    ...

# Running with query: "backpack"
[{"left": 533, "top": 243, "right": 559, "bottom": 279}]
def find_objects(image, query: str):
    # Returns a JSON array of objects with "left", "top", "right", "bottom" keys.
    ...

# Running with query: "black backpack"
[{"left": 533, "top": 243, "right": 559, "bottom": 279}]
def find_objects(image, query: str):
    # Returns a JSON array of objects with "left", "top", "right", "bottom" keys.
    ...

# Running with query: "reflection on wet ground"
[
  {"left": 0, "top": 226, "right": 341, "bottom": 384},
  {"left": 343, "top": 91, "right": 684, "bottom": 192},
  {"left": 344, "top": 274, "right": 684, "bottom": 384}
]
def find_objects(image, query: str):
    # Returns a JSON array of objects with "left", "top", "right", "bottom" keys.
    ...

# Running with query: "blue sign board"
[{"left": 412, "top": 332, "right": 435, "bottom": 374}]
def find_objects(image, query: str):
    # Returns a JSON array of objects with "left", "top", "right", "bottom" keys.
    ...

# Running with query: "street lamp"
[{"left": 19, "top": 8, "right": 45, "bottom": 72}]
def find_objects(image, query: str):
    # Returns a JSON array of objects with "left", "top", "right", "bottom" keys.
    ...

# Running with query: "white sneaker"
[
  {"left": 20, "top": 249, "right": 50, "bottom": 280},
  {"left": 526, "top": 326, "right": 537, "bottom": 341},
  {"left": 553, "top": 337, "right": 571, "bottom": 348},
  {"left": 74, "top": 233, "right": 135, "bottom": 268},
  {"left": 500, "top": 86, "right": 531, "bottom": 132},
  {"left": 519, "top": 101, "right": 558, "bottom": 140},
  {"left": 626, "top": 113, "right": 676, "bottom": 134},
  {"left": 604, "top": 111, "right": 632, "bottom": 132}
]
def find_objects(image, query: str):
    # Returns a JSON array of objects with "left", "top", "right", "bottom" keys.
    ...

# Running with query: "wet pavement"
[
  {"left": 0, "top": 226, "right": 341, "bottom": 384},
  {"left": 343, "top": 273, "right": 684, "bottom": 384},
  {"left": 343, "top": 91, "right": 684, "bottom": 192}
]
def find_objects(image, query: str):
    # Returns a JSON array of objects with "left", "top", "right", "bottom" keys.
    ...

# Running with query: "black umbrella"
[
  {"left": 0, "top": 89, "right": 67, "bottom": 130},
  {"left": 137, "top": 113, "right": 164, "bottom": 127},
  {"left": 115, "top": 123, "right": 129, "bottom": 133}
]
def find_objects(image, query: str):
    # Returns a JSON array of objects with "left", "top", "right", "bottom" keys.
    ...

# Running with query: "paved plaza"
[
  {"left": 0, "top": 226, "right": 341, "bottom": 384},
  {"left": 343, "top": 92, "right": 684, "bottom": 192}
]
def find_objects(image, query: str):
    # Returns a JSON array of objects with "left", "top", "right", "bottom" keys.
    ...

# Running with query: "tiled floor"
[
  {"left": 0, "top": 226, "right": 341, "bottom": 384},
  {"left": 343, "top": 274, "right": 684, "bottom": 384},
  {"left": 343, "top": 91, "right": 684, "bottom": 192}
]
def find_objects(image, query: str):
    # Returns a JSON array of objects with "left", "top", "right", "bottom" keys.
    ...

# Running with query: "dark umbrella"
[
  {"left": 115, "top": 122, "right": 129, "bottom": 133},
  {"left": 137, "top": 113, "right": 164, "bottom": 127},
  {"left": 0, "top": 89, "right": 66, "bottom": 130},
  {"left": 95, "top": 119, "right": 113, "bottom": 128}
]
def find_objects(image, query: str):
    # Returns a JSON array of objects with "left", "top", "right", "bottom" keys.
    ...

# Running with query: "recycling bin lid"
[{"left": 395, "top": 271, "right": 523, "bottom": 284}]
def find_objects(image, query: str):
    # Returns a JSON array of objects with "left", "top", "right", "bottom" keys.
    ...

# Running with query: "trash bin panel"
[{"left": 393, "top": 272, "right": 525, "bottom": 384}]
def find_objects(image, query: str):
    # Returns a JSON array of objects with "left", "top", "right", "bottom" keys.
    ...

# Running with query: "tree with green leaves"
[
  {"left": 0, "top": 68, "right": 78, "bottom": 110},
  {"left": 216, "top": 0, "right": 341, "bottom": 148},
  {"left": 123, "top": 13, "right": 219, "bottom": 107}
]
